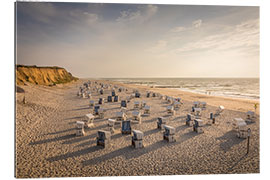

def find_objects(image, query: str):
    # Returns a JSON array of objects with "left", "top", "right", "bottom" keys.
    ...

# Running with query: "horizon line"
[{"left": 79, "top": 77, "right": 260, "bottom": 79}]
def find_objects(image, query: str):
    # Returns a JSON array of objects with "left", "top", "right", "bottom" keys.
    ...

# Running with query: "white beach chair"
[
  {"left": 163, "top": 125, "right": 176, "bottom": 142},
  {"left": 89, "top": 100, "right": 95, "bottom": 107},
  {"left": 141, "top": 101, "right": 146, "bottom": 109},
  {"left": 116, "top": 111, "right": 126, "bottom": 121},
  {"left": 143, "top": 105, "right": 151, "bottom": 115},
  {"left": 76, "top": 121, "right": 85, "bottom": 136},
  {"left": 173, "top": 101, "right": 181, "bottom": 109},
  {"left": 200, "top": 101, "right": 207, "bottom": 109},
  {"left": 233, "top": 118, "right": 247, "bottom": 131},
  {"left": 132, "top": 130, "right": 144, "bottom": 148},
  {"left": 194, "top": 108, "right": 202, "bottom": 117},
  {"left": 85, "top": 113, "right": 95, "bottom": 128},
  {"left": 193, "top": 119, "right": 204, "bottom": 133},
  {"left": 134, "top": 101, "right": 140, "bottom": 109},
  {"left": 108, "top": 119, "right": 116, "bottom": 133},
  {"left": 193, "top": 101, "right": 200, "bottom": 108},
  {"left": 167, "top": 105, "right": 175, "bottom": 116},
  {"left": 246, "top": 111, "right": 255, "bottom": 122},
  {"left": 132, "top": 111, "right": 142, "bottom": 124},
  {"left": 76, "top": 121, "right": 85, "bottom": 129},
  {"left": 97, "top": 108, "right": 105, "bottom": 119},
  {"left": 233, "top": 118, "right": 248, "bottom": 138},
  {"left": 216, "top": 106, "right": 225, "bottom": 115}
]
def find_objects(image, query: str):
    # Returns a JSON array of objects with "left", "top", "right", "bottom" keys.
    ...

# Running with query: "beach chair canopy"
[
  {"left": 122, "top": 120, "right": 131, "bottom": 131},
  {"left": 76, "top": 121, "right": 85, "bottom": 128},
  {"left": 247, "top": 111, "right": 255, "bottom": 116},
  {"left": 108, "top": 119, "right": 116, "bottom": 126},
  {"left": 132, "top": 111, "right": 141, "bottom": 116},
  {"left": 116, "top": 111, "right": 124, "bottom": 117},
  {"left": 97, "top": 130, "right": 111, "bottom": 140},
  {"left": 158, "top": 117, "right": 166, "bottom": 123},
  {"left": 85, "top": 113, "right": 95, "bottom": 120},
  {"left": 132, "top": 130, "right": 143, "bottom": 140},
  {"left": 144, "top": 105, "right": 150, "bottom": 110},
  {"left": 164, "top": 125, "right": 175, "bottom": 135}
]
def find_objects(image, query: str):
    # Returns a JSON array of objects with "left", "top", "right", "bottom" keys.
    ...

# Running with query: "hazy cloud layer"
[{"left": 16, "top": 3, "right": 259, "bottom": 78}]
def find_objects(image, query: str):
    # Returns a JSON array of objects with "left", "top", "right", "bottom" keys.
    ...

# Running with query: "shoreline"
[{"left": 89, "top": 79, "right": 260, "bottom": 114}]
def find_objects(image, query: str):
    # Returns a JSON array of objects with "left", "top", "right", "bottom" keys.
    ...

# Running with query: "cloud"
[
  {"left": 175, "top": 18, "right": 259, "bottom": 55},
  {"left": 169, "top": 19, "right": 202, "bottom": 33},
  {"left": 147, "top": 40, "right": 168, "bottom": 53},
  {"left": 170, "top": 26, "right": 186, "bottom": 33},
  {"left": 69, "top": 10, "right": 98, "bottom": 25},
  {"left": 116, "top": 5, "right": 158, "bottom": 24},
  {"left": 192, "top": 19, "right": 202, "bottom": 28}
]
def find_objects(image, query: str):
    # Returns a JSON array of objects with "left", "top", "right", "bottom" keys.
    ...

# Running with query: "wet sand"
[{"left": 15, "top": 79, "right": 260, "bottom": 178}]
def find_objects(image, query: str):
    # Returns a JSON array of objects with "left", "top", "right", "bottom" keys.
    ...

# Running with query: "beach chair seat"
[
  {"left": 157, "top": 117, "right": 167, "bottom": 129},
  {"left": 76, "top": 128, "right": 85, "bottom": 136},
  {"left": 121, "top": 120, "right": 131, "bottom": 134},
  {"left": 134, "top": 101, "right": 140, "bottom": 109},
  {"left": 96, "top": 130, "right": 111, "bottom": 148},
  {"left": 143, "top": 105, "right": 151, "bottom": 115},
  {"left": 132, "top": 130, "right": 144, "bottom": 148},
  {"left": 163, "top": 125, "right": 176, "bottom": 142},
  {"left": 236, "top": 129, "right": 249, "bottom": 139}
]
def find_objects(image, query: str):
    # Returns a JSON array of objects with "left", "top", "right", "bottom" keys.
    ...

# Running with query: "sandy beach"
[{"left": 15, "top": 79, "right": 260, "bottom": 178}]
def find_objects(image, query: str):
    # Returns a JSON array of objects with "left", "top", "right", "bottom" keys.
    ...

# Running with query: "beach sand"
[{"left": 15, "top": 79, "right": 260, "bottom": 178}]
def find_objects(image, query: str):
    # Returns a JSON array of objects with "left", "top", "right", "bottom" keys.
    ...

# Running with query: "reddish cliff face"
[{"left": 16, "top": 65, "right": 78, "bottom": 85}]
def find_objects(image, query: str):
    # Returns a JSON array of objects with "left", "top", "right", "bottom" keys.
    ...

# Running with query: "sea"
[{"left": 101, "top": 78, "right": 260, "bottom": 100}]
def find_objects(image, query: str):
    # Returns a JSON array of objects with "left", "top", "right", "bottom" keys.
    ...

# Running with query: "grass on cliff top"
[{"left": 16, "top": 64, "right": 64, "bottom": 69}]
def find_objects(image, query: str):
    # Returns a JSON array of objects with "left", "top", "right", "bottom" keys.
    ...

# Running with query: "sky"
[{"left": 16, "top": 2, "right": 259, "bottom": 78}]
